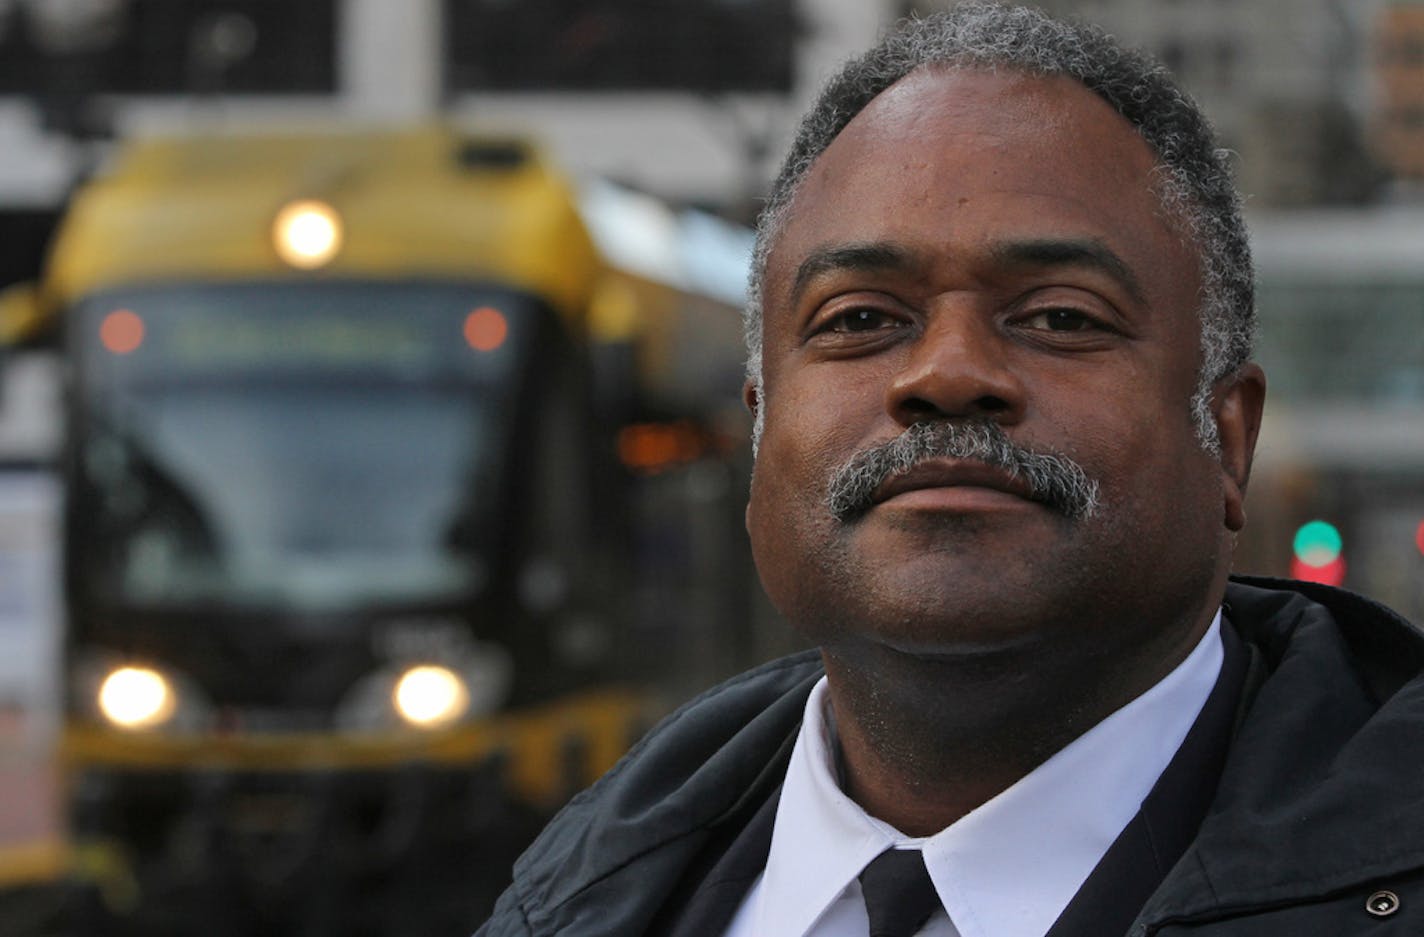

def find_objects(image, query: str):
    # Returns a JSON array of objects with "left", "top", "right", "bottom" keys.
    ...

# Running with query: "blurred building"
[
  {"left": 8, "top": 0, "right": 1424, "bottom": 236},
  {"left": 0, "top": 0, "right": 900, "bottom": 231},
  {"left": 6, "top": 1, "right": 1424, "bottom": 217}
]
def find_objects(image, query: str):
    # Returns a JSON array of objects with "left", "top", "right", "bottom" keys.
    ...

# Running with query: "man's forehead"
[
  {"left": 763, "top": 66, "right": 1179, "bottom": 294},
  {"left": 795, "top": 65, "right": 1155, "bottom": 202},
  {"left": 844, "top": 65, "right": 1108, "bottom": 134}
]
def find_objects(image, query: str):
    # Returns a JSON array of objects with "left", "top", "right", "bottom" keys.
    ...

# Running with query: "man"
[{"left": 479, "top": 4, "right": 1424, "bottom": 936}]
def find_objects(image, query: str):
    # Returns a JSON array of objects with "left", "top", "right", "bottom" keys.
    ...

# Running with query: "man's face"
[{"left": 747, "top": 67, "right": 1252, "bottom": 660}]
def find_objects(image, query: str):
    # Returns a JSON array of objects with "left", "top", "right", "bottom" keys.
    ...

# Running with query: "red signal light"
[
  {"left": 1291, "top": 554, "right": 1345, "bottom": 587},
  {"left": 463, "top": 307, "right": 508, "bottom": 352},
  {"left": 100, "top": 309, "right": 145, "bottom": 355}
]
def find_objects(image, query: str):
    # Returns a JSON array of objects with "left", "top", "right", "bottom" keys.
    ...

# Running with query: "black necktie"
[{"left": 859, "top": 848, "right": 942, "bottom": 937}]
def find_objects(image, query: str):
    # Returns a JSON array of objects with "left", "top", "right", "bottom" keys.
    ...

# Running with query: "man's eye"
[
  {"left": 1022, "top": 309, "right": 1097, "bottom": 332},
  {"left": 827, "top": 309, "right": 897, "bottom": 332}
]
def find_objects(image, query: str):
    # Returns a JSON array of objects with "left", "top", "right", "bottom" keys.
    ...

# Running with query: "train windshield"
[{"left": 70, "top": 281, "right": 537, "bottom": 615}]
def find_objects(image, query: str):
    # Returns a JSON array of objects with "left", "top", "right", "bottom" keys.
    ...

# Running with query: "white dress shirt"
[{"left": 723, "top": 613, "right": 1224, "bottom": 937}]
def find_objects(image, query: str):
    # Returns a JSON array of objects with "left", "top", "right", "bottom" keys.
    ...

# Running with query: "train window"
[{"left": 68, "top": 281, "right": 534, "bottom": 615}]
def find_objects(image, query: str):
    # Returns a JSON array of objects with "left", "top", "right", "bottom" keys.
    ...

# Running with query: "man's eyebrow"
[
  {"left": 989, "top": 238, "right": 1147, "bottom": 305},
  {"left": 789, "top": 243, "right": 918, "bottom": 305}
]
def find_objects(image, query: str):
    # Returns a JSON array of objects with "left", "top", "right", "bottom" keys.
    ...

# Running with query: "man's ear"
[{"left": 1213, "top": 363, "right": 1266, "bottom": 532}]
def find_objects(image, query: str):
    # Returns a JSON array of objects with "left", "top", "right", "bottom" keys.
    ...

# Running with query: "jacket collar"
[{"left": 1134, "top": 577, "right": 1424, "bottom": 933}]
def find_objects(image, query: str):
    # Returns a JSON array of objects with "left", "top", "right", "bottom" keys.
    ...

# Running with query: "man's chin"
[{"left": 803, "top": 587, "right": 1072, "bottom": 661}]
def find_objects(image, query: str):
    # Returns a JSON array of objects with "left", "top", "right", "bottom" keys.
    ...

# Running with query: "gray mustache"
[{"left": 826, "top": 420, "right": 1100, "bottom": 522}]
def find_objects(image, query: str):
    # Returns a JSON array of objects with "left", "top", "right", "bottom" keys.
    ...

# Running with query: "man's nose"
[{"left": 884, "top": 308, "right": 1026, "bottom": 427}]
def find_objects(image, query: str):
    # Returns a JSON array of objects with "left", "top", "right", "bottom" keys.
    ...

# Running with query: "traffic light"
[{"left": 1291, "top": 520, "right": 1345, "bottom": 586}]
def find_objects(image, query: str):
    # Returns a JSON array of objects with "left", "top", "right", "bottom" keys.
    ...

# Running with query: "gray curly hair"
[{"left": 746, "top": 2, "right": 1254, "bottom": 453}]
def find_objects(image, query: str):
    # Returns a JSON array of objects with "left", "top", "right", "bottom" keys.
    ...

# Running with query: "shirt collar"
[{"left": 753, "top": 612, "right": 1223, "bottom": 937}]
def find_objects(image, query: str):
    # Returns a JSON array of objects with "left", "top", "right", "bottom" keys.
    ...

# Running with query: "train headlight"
[
  {"left": 97, "top": 666, "right": 176, "bottom": 730},
  {"left": 393, "top": 665, "right": 470, "bottom": 728},
  {"left": 335, "top": 640, "right": 513, "bottom": 733},
  {"left": 272, "top": 199, "right": 343, "bottom": 269}
]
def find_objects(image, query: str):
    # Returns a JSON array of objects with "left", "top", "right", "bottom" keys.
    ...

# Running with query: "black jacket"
[{"left": 477, "top": 577, "right": 1424, "bottom": 936}]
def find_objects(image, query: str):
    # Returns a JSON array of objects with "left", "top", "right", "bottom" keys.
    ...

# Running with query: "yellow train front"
[{"left": 25, "top": 127, "right": 652, "bottom": 934}]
